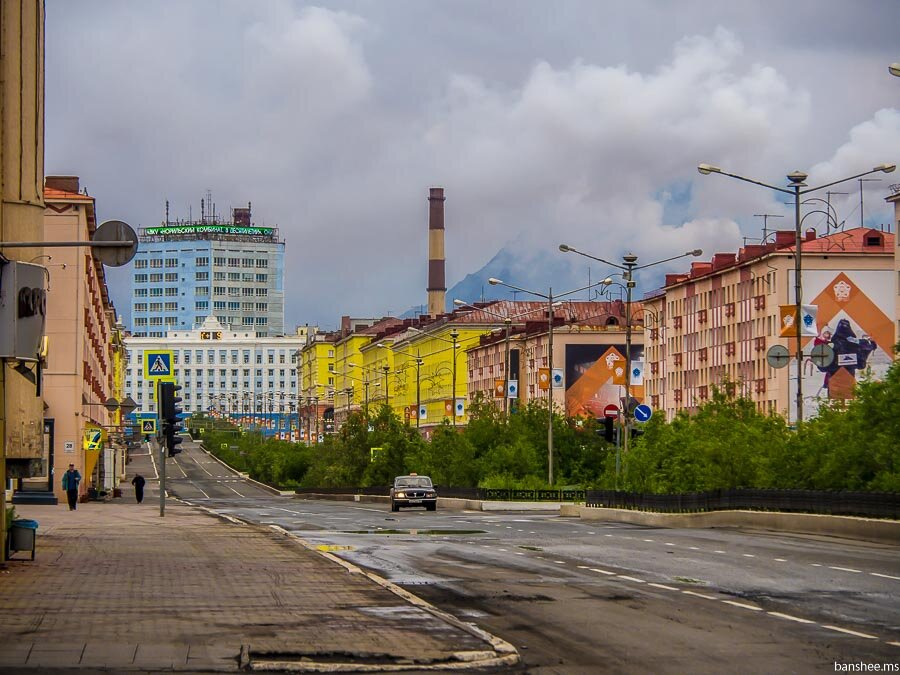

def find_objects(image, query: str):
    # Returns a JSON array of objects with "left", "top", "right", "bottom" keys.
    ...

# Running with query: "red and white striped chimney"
[{"left": 427, "top": 187, "right": 446, "bottom": 316}]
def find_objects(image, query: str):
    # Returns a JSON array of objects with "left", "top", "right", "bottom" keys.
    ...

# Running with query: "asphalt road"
[{"left": 165, "top": 441, "right": 900, "bottom": 673}]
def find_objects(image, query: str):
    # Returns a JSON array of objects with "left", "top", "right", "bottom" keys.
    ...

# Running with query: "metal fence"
[
  {"left": 293, "top": 486, "right": 586, "bottom": 502},
  {"left": 585, "top": 488, "right": 899, "bottom": 519}
]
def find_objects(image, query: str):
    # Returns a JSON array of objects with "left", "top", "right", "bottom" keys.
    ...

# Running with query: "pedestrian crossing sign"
[
  {"left": 144, "top": 350, "right": 173, "bottom": 380},
  {"left": 141, "top": 419, "right": 156, "bottom": 434}
]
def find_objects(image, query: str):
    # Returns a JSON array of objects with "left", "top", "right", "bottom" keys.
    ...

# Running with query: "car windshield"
[{"left": 395, "top": 476, "right": 432, "bottom": 488}]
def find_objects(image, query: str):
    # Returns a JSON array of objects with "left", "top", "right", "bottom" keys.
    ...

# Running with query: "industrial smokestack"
[{"left": 427, "top": 187, "right": 447, "bottom": 316}]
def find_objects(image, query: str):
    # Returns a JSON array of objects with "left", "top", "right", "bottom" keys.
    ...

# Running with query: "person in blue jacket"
[{"left": 61, "top": 464, "right": 81, "bottom": 511}]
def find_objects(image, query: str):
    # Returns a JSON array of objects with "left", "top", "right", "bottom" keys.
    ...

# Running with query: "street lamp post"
[
  {"left": 559, "top": 245, "right": 703, "bottom": 477},
  {"left": 450, "top": 330, "right": 459, "bottom": 427},
  {"left": 487, "top": 278, "right": 608, "bottom": 485},
  {"left": 697, "top": 162, "right": 895, "bottom": 422}
]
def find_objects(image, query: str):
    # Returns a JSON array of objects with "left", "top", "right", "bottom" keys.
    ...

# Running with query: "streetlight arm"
[
  {"left": 634, "top": 249, "right": 703, "bottom": 272},
  {"left": 558, "top": 244, "right": 625, "bottom": 270},
  {"left": 554, "top": 279, "right": 612, "bottom": 300},
  {"left": 490, "top": 278, "right": 549, "bottom": 300},
  {"left": 802, "top": 165, "right": 896, "bottom": 195},
  {"left": 697, "top": 166, "right": 794, "bottom": 195}
]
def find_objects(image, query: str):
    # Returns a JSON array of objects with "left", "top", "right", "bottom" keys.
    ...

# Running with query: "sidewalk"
[{"left": 0, "top": 453, "right": 517, "bottom": 672}]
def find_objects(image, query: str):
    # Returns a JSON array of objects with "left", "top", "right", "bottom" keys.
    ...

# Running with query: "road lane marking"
[
  {"left": 604, "top": 534, "right": 613, "bottom": 537},
  {"left": 871, "top": 572, "right": 900, "bottom": 581},
  {"left": 688, "top": 546, "right": 700, "bottom": 550},
  {"left": 664, "top": 542, "right": 676, "bottom": 546},
  {"left": 588, "top": 568, "right": 616, "bottom": 575},
  {"left": 515, "top": 552, "right": 525, "bottom": 556},
  {"left": 648, "top": 583, "right": 679, "bottom": 591},
  {"left": 723, "top": 600, "right": 762, "bottom": 611},
  {"left": 643, "top": 539, "right": 655, "bottom": 542},
  {"left": 811, "top": 563, "right": 822, "bottom": 567},
  {"left": 829, "top": 566, "right": 862, "bottom": 573},
  {"left": 774, "top": 558, "right": 787, "bottom": 562},
  {"left": 768, "top": 612, "right": 814, "bottom": 624},
  {"left": 742, "top": 554, "right": 756, "bottom": 558},
  {"left": 682, "top": 590, "right": 717, "bottom": 600},
  {"left": 822, "top": 625, "right": 877, "bottom": 639},
  {"left": 553, "top": 560, "right": 566, "bottom": 564},
  {"left": 887, "top": 641, "right": 900, "bottom": 647},
  {"left": 714, "top": 550, "right": 726, "bottom": 554},
  {"left": 617, "top": 575, "right": 645, "bottom": 584}
]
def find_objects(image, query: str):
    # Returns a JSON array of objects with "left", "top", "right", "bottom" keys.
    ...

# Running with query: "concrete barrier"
[{"left": 560, "top": 505, "right": 900, "bottom": 545}]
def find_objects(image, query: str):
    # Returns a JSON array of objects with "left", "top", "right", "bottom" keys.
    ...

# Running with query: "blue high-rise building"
[{"left": 130, "top": 199, "right": 285, "bottom": 337}]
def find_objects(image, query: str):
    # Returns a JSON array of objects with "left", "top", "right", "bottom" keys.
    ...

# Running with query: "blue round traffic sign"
[{"left": 633, "top": 404, "right": 652, "bottom": 423}]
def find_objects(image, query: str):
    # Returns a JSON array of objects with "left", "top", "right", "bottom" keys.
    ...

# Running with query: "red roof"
[{"left": 44, "top": 186, "right": 93, "bottom": 202}]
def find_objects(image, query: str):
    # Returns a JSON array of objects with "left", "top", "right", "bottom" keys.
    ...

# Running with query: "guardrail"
[
  {"left": 585, "top": 488, "right": 899, "bottom": 519},
  {"left": 293, "top": 486, "right": 586, "bottom": 502}
]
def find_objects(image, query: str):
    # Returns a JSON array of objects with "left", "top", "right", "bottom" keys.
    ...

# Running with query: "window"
[
  {"left": 196, "top": 287, "right": 209, "bottom": 296},
  {"left": 134, "top": 259, "right": 148, "bottom": 269},
  {"left": 149, "top": 317, "right": 163, "bottom": 326},
  {"left": 213, "top": 272, "right": 226, "bottom": 281},
  {"left": 149, "top": 288, "right": 163, "bottom": 297},
  {"left": 242, "top": 288, "right": 254, "bottom": 297},
  {"left": 149, "top": 273, "right": 163, "bottom": 282},
  {"left": 165, "top": 288, "right": 178, "bottom": 297},
  {"left": 165, "top": 258, "right": 178, "bottom": 267},
  {"left": 149, "top": 259, "right": 163, "bottom": 268},
  {"left": 214, "top": 256, "right": 226, "bottom": 266},
  {"left": 195, "top": 272, "right": 209, "bottom": 282},
  {"left": 195, "top": 301, "right": 209, "bottom": 311},
  {"left": 134, "top": 274, "right": 148, "bottom": 283},
  {"left": 243, "top": 317, "right": 254, "bottom": 325},
  {"left": 196, "top": 257, "right": 209, "bottom": 267},
  {"left": 256, "top": 274, "right": 268, "bottom": 283},
  {"left": 228, "top": 272, "right": 241, "bottom": 282},
  {"left": 213, "top": 287, "right": 226, "bottom": 296},
  {"left": 164, "top": 302, "right": 178, "bottom": 311},
  {"left": 228, "top": 302, "right": 240, "bottom": 311},
  {"left": 134, "top": 317, "right": 148, "bottom": 327},
  {"left": 255, "top": 288, "right": 267, "bottom": 297},
  {"left": 134, "top": 288, "right": 147, "bottom": 297},
  {"left": 165, "top": 273, "right": 178, "bottom": 282},
  {"left": 243, "top": 350, "right": 250, "bottom": 364},
  {"left": 256, "top": 317, "right": 267, "bottom": 325},
  {"left": 228, "top": 257, "right": 241, "bottom": 267},
  {"left": 242, "top": 272, "right": 255, "bottom": 283},
  {"left": 256, "top": 259, "right": 268, "bottom": 268},
  {"left": 165, "top": 316, "right": 177, "bottom": 325},
  {"left": 134, "top": 303, "right": 148, "bottom": 312},
  {"left": 242, "top": 258, "right": 254, "bottom": 268}
]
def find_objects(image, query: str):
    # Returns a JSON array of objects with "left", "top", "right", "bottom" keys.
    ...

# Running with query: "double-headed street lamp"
[
  {"left": 405, "top": 327, "right": 465, "bottom": 427},
  {"left": 347, "top": 363, "right": 382, "bottom": 423},
  {"left": 487, "top": 278, "right": 609, "bottom": 486},
  {"left": 379, "top": 344, "right": 426, "bottom": 427},
  {"left": 453, "top": 299, "right": 579, "bottom": 417},
  {"left": 559, "top": 245, "right": 703, "bottom": 471},
  {"left": 697, "top": 162, "right": 895, "bottom": 422}
]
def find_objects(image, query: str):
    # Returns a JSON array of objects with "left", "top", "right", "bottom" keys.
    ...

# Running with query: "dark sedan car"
[{"left": 390, "top": 474, "right": 437, "bottom": 511}]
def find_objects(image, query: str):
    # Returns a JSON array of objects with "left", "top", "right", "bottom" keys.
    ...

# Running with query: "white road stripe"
[
  {"left": 648, "top": 583, "right": 679, "bottom": 591},
  {"left": 886, "top": 641, "right": 900, "bottom": 647},
  {"left": 811, "top": 563, "right": 822, "bottom": 567},
  {"left": 714, "top": 550, "right": 726, "bottom": 554},
  {"left": 604, "top": 534, "right": 613, "bottom": 537},
  {"left": 829, "top": 566, "right": 862, "bottom": 573},
  {"left": 871, "top": 572, "right": 900, "bottom": 581},
  {"left": 742, "top": 554, "right": 755, "bottom": 558},
  {"left": 665, "top": 543, "right": 676, "bottom": 546},
  {"left": 768, "top": 611, "right": 814, "bottom": 624},
  {"left": 643, "top": 539, "right": 655, "bottom": 542},
  {"left": 822, "top": 625, "right": 877, "bottom": 639},
  {"left": 688, "top": 546, "right": 700, "bottom": 550},
  {"left": 774, "top": 558, "right": 787, "bottom": 562},
  {"left": 589, "top": 568, "right": 616, "bottom": 575},
  {"left": 617, "top": 575, "right": 645, "bottom": 584},
  {"left": 682, "top": 590, "right": 717, "bottom": 600},
  {"left": 723, "top": 600, "right": 762, "bottom": 611}
]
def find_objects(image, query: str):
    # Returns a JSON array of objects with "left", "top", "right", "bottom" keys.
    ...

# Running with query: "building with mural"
[
  {"left": 643, "top": 226, "right": 895, "bottom": 422},
  {"left": 130, "top": 197, "right": 285, "bottom": 337}
]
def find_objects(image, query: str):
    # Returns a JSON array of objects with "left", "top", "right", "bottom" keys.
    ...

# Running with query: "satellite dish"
[
  {"left": 766, "top": 345, "right": 791, "bottom": 368},
  {"left": 92, "top": 220, "right": 138, "bottom": 267},
  {"left": 810, "top": 343, "right": 835, "bottom": 368},
  {"left": 766, "top": 345, "right": 790, "bottom": 369}
]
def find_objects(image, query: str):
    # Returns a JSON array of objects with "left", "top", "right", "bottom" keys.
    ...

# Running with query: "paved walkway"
[{"left": 0, "top": 453, "right": 517, "bottom": 672}]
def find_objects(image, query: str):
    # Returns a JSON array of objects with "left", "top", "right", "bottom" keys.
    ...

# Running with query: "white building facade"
[{"left": 124, "top": 318, "right": 304, "bottom": 437}]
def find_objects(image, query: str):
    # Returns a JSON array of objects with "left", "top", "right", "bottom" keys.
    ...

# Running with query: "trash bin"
[{"left": 8, "top": 519, "right": 38, "bottom": 560}]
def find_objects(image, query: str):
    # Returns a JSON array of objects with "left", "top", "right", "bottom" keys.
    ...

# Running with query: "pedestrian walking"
[
  {"left": 61, "top": 464, "right": 81, "bottom": 511},
  {"left": 131, "top": 474, "right": 146, "bottom": 504}
]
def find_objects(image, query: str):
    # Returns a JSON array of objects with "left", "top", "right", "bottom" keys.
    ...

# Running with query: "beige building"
[
  {"left": 1, "top": 0, "right": 45, "bottom": 556},
  {"left": 644, "top": 226, "right": 895, "bottom": 422},
  {"left": 41, "top": 177, "right": 126, "bottom": 503}
]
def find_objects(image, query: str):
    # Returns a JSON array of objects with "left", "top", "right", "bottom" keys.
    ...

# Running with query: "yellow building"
[
  {"left": 644, "top": 227, "right": 895, "bottom": 422},
  {"left": 298, "top": 332, "right": 337, "bottom": 442}
]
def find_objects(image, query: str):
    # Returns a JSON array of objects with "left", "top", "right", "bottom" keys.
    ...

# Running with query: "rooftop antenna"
[
  {"left": 248, "top": 201, "right": 252, "bottom": 225},
  {"left": 165, "top": 200, "right": 169, "bottom": 226},
  {"left": 858, "top": 179, "right": 881, "bottom": 229},
  {"left": 200, "top": 198, "right": 205, "bottom": 223},
  {"left": 753, "top": 213, "right": 784, "bottom": 243},
  {"left": 826, "top": 191, "right": 848, "bottom": 231}
]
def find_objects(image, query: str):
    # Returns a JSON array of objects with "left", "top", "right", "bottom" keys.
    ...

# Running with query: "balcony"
[
  {"left": 673, "top": 316, "right": 683, "bottom": 329},
  {"left": 754, "top": 337, "right": 766, "bottom": 352},
  {"left": 725, "top": 342, "right": 736, "bottom": 356},
  {"left": 673, "top": 353, "right": 683, "bottom": 367},
  {"left": 698, "top": 309, "right": 708, "bottom": 324},
  {"left": 673, "top": 388, "right": 683, "bottom": 402},
  {"left": 650, "top": 361, "right": 659, "bottom": 375},
  {"left": 698, "top": 385, "right": 709, "bottom": 400},
  {"left": 698, "top": 347, "right": 708, "bottom": 362},
  {"left": 755, "top": 378, "right": 766, "bottom": 394},
  {"left": 753, "top": 295, "right": 766, "bottom": 311},
  {"left": 724, "top": 302, "right": 735, "bottom": 317}
]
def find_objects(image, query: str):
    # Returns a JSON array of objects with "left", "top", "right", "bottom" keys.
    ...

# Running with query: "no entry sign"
[{"left": 603, "top": 404, "right": 619, "bottom": 419}]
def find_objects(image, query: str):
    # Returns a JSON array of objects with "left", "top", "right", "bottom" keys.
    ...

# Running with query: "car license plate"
[{"left": 408, "top": 499, "right": 422, "bottom": 504}]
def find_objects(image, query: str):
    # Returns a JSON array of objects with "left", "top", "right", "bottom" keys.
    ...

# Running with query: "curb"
[{"left": 196, "top": 442, "right": 283, "bottom": 496}]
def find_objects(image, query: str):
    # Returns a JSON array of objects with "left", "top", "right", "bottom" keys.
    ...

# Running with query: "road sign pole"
[{"left": 157, "top": 380, "right": 165, "bottom": 518}]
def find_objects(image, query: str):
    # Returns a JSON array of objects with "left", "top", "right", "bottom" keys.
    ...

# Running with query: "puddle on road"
[{"left": 341, "top": 529, "right": 486, "bottom": 536}]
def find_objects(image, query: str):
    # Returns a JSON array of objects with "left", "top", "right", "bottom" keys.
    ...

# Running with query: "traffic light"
[
  {"left": 159, "top": 381, "right": 184, "bottom": 456},
  {"left": 630, "top": 426, "right": 645, "bottom": 441},
  {"left": 597, "top": 417, "right": 615, "bottom": 442}
]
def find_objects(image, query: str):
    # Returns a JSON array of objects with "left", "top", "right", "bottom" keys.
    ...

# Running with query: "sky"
[{"left": 45, "top": 1, "right": 900, "bottom": 331}]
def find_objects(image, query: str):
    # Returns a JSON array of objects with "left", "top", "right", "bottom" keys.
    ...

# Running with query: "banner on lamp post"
[
  {"left": 780, "top": 304, "right": 819, "bottom": 337},
  {"left": 538, "top": 368, "right": 550, "bottom": 390}
]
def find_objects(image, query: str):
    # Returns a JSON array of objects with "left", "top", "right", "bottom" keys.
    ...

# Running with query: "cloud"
[{"left": 43, "top": 3, "right": 900, "bottom": 329}]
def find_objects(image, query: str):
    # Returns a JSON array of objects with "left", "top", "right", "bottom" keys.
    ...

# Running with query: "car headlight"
[
  {"left": 426, "top": 492, "right": 435, "bottom": 497},
  {"left": 395, "top": 491, "right": 405, "bottom": 498}
]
